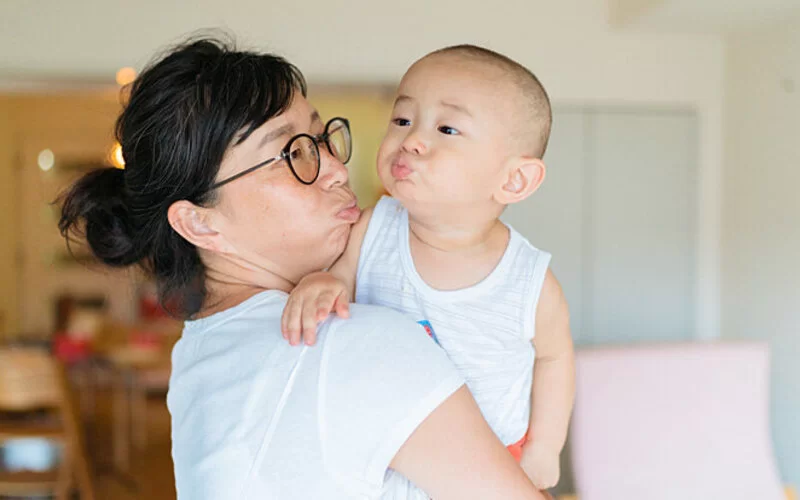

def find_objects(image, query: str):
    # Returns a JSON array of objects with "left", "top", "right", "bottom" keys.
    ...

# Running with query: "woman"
[{"left": 59, "top": 37, "right": 545, "bottom": 500}]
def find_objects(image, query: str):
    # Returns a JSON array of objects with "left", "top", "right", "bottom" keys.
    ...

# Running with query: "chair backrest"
[
  {"left": 570, "top": 341, "right": 785, "bottom": 500},
  {"left": 0, "top": 348, "right": 64, "bottom": 411}
]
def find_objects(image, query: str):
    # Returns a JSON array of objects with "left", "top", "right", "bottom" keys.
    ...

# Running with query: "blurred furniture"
[
  {"left": 104, "top": 342, "right": 172, "bottom": 471},
  {"left": 87, "top": 317, "right": 177, "bottom": 475},
  {"left": 0, "top": 348, "right": 94, "bottom": 499},
  {"left": 50, "top": 289, "right": 178, "bottom": 475},
  {"left": 569, "top": 341, "right": 788, "bottom": 500}
]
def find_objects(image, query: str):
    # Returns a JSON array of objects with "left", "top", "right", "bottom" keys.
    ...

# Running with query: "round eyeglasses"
[{"left": 210, "top": 117, "right": 352, "bottom": 190}]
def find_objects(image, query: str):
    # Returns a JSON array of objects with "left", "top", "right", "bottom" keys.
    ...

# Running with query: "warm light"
[
  {"left": 115, "top": 67, "right": 137, "bottom": 86},
  {"left": 109, "top": 143, "right": 125, "bottom": 169},
  {"left": 37, "top": 149, "right": 55, "bottom": 171}
]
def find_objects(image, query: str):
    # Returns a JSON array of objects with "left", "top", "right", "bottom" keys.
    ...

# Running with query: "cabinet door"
[{"left": 585, "top": 109, "right": 697, "bottom": 344}]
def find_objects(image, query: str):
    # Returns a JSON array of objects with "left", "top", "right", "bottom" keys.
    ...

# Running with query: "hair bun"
[{"left": 58, "top": 167, "right": 142, "bottom": 267}]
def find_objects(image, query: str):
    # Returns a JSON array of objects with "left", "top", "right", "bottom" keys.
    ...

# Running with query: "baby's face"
[{"left": 377, "top": 55, "right": 517, "bottom": 211}]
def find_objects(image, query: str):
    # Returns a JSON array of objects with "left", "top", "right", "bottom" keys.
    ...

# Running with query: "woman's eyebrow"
[
  {"left": 254, "top": 110, "right": 321, "bottom": 149},
  {"left": 257, "top": 124, "right": 294, "bottom": 149}
]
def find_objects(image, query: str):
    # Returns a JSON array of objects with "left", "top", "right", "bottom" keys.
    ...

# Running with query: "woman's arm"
[{"left": 391, "top": 385, "right": 546, "bottom": 500}]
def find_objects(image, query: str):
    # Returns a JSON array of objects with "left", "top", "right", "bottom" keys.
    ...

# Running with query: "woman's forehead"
[
  {"left": 218, "top": 97, "right": 321, "bottom": 178},
  {"left": 249, "top": 98, "right": 320, "bottom": 146}
]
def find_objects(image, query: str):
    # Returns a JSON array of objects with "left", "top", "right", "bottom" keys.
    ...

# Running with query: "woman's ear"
[
  {"left": 494, "top": 157, "right": 546, "bottom": 205},
  {"left": 168, "top": 200, "right": 230, "bottom": 253}
]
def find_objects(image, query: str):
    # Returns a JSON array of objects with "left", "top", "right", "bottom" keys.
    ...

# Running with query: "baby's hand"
[
  {"left": 281, "top": 272, "right": 350, "bottom": 346},
  {"left": 520, "top": 441, "right": 561, "bottom": 491}
]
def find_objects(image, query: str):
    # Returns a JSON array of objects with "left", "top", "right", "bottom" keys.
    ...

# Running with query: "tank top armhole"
[{"left": 522, "top": 250, "right": 553, "bottom": 342}]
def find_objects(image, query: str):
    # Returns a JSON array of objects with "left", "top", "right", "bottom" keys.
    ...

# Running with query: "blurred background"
[{"left": 0, "top": 0, "right": 797, "bottom": 498}]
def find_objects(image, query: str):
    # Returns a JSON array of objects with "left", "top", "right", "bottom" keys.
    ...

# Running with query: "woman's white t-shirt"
[{"left": 167, "top": 290, "right": 464, "bottom": 499}]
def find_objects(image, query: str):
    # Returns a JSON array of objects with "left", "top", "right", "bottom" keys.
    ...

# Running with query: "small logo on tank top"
[{"left": 417, "top": 320, "right": 440, "bottom": 346}]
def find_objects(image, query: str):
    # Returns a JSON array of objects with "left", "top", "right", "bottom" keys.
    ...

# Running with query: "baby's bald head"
[{"left": 417, "top": 45, "right": 552, "bottom": 158}]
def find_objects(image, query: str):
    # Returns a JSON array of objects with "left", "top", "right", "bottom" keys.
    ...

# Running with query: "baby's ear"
[{"left": 494, "top": 157, "right": 546, "bottom": 205}]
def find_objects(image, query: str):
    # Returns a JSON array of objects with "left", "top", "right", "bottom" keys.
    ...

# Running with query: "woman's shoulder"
[
  {"left": 328, "top": 304, "right": 420, "bottom": 342},
  {"left": 182, "top": 290, "right": 286, "bottom": 336},
  {"left": 170, "top": 290, "right": 289, "bottom": 391},
  {"left": 316, "top": 304, "right": 464, "bottom": 493},
  {"left": 344, "top": 302, "right": 409, "bottom": 322},
  {"left": 321, "top": 304, "right": 458, "bottom": 381}
]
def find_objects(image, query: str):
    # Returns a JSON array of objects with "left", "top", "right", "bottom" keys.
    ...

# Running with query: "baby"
[{"left": 283, "top": 44, "right": 574, "bottom": 492}]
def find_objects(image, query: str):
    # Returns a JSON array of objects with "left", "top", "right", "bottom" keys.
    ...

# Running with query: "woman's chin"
[{"left": 315, "top": 225, "right": 351, "bottom": 270}]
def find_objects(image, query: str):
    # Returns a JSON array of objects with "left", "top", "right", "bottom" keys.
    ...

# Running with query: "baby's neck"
[
  {"left": 406, "top": 212, "right": 510, "bottom": 291},
  {"left": 407, "top": 213, "right": 503, "bottom": 254}
]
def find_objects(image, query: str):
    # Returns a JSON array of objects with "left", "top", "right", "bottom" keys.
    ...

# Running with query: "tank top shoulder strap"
[
  {"left": 357, "top": 196, "right": 404, "bottom": 281},
  {"left": 506, "top": 225, "right": 552, "bottom": 342}
]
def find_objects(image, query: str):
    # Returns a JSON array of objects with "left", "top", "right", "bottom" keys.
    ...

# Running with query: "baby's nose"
[{"left": 401, "top": 132, "right": 428, "bottom": 155}]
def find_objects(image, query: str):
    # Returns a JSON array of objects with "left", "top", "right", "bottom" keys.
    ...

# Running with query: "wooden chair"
[{"left": 0, "top": 348, "right": 94, "bottom": 499}]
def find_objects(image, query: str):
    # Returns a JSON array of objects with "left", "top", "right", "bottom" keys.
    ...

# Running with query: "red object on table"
[{"left": 52, "top": 332, "right": 93, "bottom": 364}]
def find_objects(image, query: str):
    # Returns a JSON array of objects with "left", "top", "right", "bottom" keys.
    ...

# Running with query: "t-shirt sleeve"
[{"left": 318, "top": 305, "right": 464, "bottom": 496}]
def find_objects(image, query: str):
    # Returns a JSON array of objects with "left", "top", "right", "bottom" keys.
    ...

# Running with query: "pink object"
[{"left": 570, "top": 341, "right": 785, "bottom": 500}]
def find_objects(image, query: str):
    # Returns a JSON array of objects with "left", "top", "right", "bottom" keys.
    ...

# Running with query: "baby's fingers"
[
  {"left": 333, "top": 291, "right": 350, "bottom": 319},
  {"left": 315, "top": 291, "right": 347, "bottom": 321},
  {"left": 301, "top": 305, "right": 320, "bottom": 346},
  {"left": 282, "top": 299, "right": 303, "bottom": 344}
]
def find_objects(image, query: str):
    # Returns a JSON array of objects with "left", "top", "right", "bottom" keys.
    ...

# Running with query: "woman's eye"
[
  {"left": 392, "top": 118, "right": 411, "bottom": 127},
  {"left": 438, "top": 126, "right": 459, "bottom": 136},
  {"left": 289, "top": 147, "right": 303, "bottom": 160}
]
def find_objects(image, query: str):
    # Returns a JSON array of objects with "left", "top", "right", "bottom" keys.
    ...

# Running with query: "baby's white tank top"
[{"left": 356, "top": 196, "right": 552, "bottom": 445}]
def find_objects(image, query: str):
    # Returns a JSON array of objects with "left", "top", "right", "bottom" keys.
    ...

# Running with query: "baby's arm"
[
  {"left": 281, "top": 207, "right": 374, "bottom": 346},
  {"left": 520, "top": 269, "right": 575, "bottom": 490}
]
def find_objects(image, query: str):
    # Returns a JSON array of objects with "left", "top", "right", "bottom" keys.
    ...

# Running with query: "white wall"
[
  {"left": 610, "top": 0, "right": 800, "bottom": 33},
  {"left": 0, "top": 0, "right": 725, "bottom": 339},
  {"left": 723, "top": 17, "right": 800, "bottom": 486}
]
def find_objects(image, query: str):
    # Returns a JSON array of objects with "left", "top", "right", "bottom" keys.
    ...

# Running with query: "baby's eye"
[
  {"left": 392, "top": 118, "right": 411, "bottom": 127},
  {"left": 438, "top": 125, "right": 459, "bottom": 136}
]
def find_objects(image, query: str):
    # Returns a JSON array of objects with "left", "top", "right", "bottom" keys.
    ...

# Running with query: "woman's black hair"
[{"left": 58, "top": 35, "right": 307, "bottom": 317}]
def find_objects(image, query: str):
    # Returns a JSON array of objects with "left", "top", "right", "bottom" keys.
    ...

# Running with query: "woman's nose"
[{"left": 316, "top": 149, "right": 349, "bottom": 189}]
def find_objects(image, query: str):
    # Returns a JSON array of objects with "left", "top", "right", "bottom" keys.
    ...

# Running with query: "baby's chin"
[
  {"left": 383, "top": 184, "right": 438, "bottom": 216},
  {"left": 377, "top": 165, "right": 450, "bottom": 212}
]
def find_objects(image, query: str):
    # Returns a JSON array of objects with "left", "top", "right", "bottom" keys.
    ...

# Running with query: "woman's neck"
[
  {"left": 193, "top": 253, "right": 296, "bottom": 319},
  {"left": 194, "top": 283, "right": 266, "bottom": 319}
]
